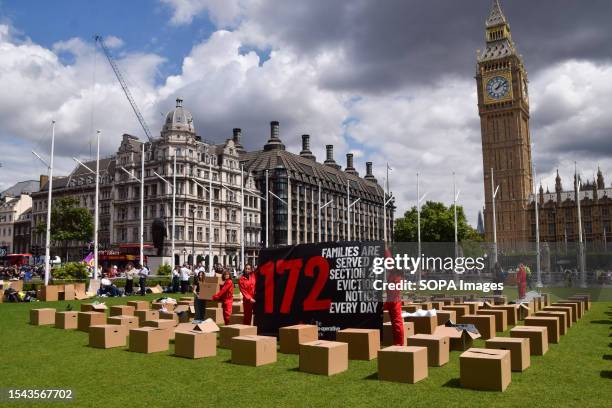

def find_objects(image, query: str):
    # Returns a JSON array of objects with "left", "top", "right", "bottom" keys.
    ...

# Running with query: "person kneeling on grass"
[{"left": 212, "top": 269, "right": 234, "bottom": 325}]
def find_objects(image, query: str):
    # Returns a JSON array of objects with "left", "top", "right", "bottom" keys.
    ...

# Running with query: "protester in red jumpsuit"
[
  {"left": 212, "top": 269, "right": 235, "bottom": 325},
  {"left": 382, "top": 248, "right": 404, "bottom": 345},
  {"left": 517, "top": 263, "right": 527, "bottom": 300},
  {"left": 238, "top": 263, "right": 256, "bottom": 325}
]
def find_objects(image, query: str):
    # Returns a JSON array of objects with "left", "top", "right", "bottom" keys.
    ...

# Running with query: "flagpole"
[{"left": 93, "top": 130, "right": 100, "bottom": 280}]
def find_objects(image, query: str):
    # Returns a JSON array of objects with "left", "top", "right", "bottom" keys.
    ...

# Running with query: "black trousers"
[
  {"left": 180, "top": 280, "right": 189, "bottom": 294},
  {"left": 125, "top": 279, "right": 133, "bottom": 294},
  {"left": 172, "top": 277, "right": 180, "bottom": 293},
  {"left": 139, "top": 277, "right": 146, "bottom": 295},
  {"left": 195, "top": 296, "right": 206, "bottom": 321}
]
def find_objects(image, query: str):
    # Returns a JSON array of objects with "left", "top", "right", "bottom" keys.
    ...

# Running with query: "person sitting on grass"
[{"left": 212, "top": 268, "right": 234, "bottom": 325}]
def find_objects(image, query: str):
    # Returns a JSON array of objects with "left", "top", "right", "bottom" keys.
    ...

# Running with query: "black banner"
[{"left": 254, "top": 241, "right": 384, "bottom": 339}]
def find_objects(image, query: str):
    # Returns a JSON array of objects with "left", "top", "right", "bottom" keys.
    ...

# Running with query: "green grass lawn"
[{"left": 1, "top": 289, "right": 611, "bottom": 408}]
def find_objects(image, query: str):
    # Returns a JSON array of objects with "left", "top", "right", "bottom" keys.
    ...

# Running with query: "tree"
[
  {"left": 36, "top": 197, "right": 94, "bottom": 262},
  {"left": 394, "top": 201, "right": 483, "bottom": 242}
]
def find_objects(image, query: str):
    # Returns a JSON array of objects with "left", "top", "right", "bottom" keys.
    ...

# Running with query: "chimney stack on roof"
[
  {"left": 264, "top": 121, "right": 285, "bottom": 151},
  {"left": 364, "top": 162, "right": 377, "bottom": 183},
  {"left": 324, "top": 145, "right": 341, "bottom": 170},
  {"left": 299, "top": 134, "right": 316, "bottom": 161},
  {"left": 232, "top": 128, "right": 245, "bottom": 154},
  {"left": 345, "top": 153, "right": 358, "bottom": 176}
]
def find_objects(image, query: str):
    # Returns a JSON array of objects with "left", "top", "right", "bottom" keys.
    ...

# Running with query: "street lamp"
[
  {"left": 73, "top": 130, "right": 100, "bottom": 280},
  {"left": 190, "top": 205, "right": 196, "bottom": 266},
  {"left": 119, "top": 143, "right": 145, "bottom": 268},
  {"left": 416, "top": 172, "right": 428, "bottom": 285},
  {"left": 153, "top": 155, "right": 176, "bottom": 266},
  {"left": 318, "top": 180, "right": 333, "bottom": 243},
  {"left": 193, "top": 179, "right": 211, "bottom": 274},
  {"left": 383, "top": 164, "right": 392, "bottom": 243},
  {"left": 530, "top": 144, "right": 542, "bottom": 289},
  {"left": 32, "top": 120, "right": 55, "bottom": 286},
  {"left": 347, "top": 180, "right": 360, "bottom": 242},
  {"left": 490, "top": 168, "right": 500, "bottom": 267}
]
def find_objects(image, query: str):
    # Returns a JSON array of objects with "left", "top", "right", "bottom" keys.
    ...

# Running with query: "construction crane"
[{"left": 94, "top": 34, "right": 154, "bottom": 142}]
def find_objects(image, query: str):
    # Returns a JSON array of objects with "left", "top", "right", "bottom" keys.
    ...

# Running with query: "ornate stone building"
[
  {"left": 113, "top": 98, "right": 260, "bottom": 268},
  {"left": 241, "top": 122, "right": 393, "bottom": 246},
  {"left": 477, "top": 0, "right": 533, "bottom": 249},
  {"left": 529, "top": 168, "right": 612, "bottom": 250}
]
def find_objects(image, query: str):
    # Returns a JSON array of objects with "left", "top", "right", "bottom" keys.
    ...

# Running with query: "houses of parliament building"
[{"left": 478, "top": 0, "right": 611, "bottom": 251}]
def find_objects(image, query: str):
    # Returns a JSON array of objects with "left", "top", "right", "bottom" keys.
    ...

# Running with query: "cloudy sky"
[{"left": 1, "top": 0, "right": 611, "bottom": 224}]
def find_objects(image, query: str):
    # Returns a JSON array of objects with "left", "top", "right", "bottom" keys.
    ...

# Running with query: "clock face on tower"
[{"left": 486, "top": 76, "right": 510, "bottom": 99}]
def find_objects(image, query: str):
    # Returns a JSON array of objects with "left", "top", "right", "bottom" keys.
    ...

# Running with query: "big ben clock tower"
[{"left": 477, "top": 0, "right": 533, "bottom": 249}]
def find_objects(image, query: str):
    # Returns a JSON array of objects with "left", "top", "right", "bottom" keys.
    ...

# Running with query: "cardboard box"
[
  {"left": 152, "top": 302, "right": 175, "bottom": 311},
  {"left": 89, "top": 324, "right": 128, "bottom": 349},
  {"left": 39, "top": 286, "right": 59, "bottom": 301},
  {"left": 108, "top": 315, "right": 139, "bottom": 330},
  {"left": 438, "top": 297, "right": 455, "bottom": 306},
  {"left": 460, "top": 348, "right": 511, "bottom": 391},
  {"left": 404, "top": 315, "right": 437, "bottom": 335},
  {"left": 378, "top": 346, "right": 428, "bottom": 384},
  {"left": 568, "top": 294, "right": 591, "bottom": 311},
  {"left": 231, "top": 335, "right": 277, "bottom": 367},
  {"left": 510, "top": 326, "right": 548, "bottom": 355},
  {"left": 476, "top": 309, "right": 507, "bottom": 332},
  {"left": 60, "top": 284, "right": 75, "bottom": 301},
  {"left": 541, "top": 293, "right": 551, "bottom": 306},
  {"left": 110, "top": 305, "right": 135, "bottom": 317},
  {"left": 442, "top": 305, "right": 470, "bottom": 318},
  {"left": 430, "top": 301, "right": 445, "bottom": 310},
  {"left": 149, "top": 284, "right": 163, "bottom": 294},
  {"left": 230, "top": 313, "right": 247, "bottom": 325},
  {"left": 434, "top": 325, "right": 480, "bottom": 351},
  {"left": 232, "top": 302, "right": 244, "bottom": 313},
  {"left": 198, "top": 283, "right": 218, "bottom": 300},
  {"left": 174, "top": 322, "right": 198, "bottom": 334},
  {"left": 8, "top": 280, "right": 24, "bottom": 291},
  {"left": 336, "top": 328, "right": 380, "bottom": 361},
  {"left": 219, "top": 324, "right": 257, "bottom": 348},
  {"left": 382, "top": 322, "right": 415, "bottom": 346},
  {"left": 299, "top": 340, "right": 349, "bottom": 376},
  {"left": 81, "top": 303, "right": 108, "bottom": 313},
  {"left": 205, "top": 307, "right": 224, "bottom": 324},
  {"left": 135, "top": 310, "right": 159, "bottom": 325},
  {"left": 453, "top": 295, "right": 466, "bottom": 303},
  {"left": 77, "top": 311, "right": 107, "bottom": 332},
  {"left": 407, "top": 334, "right": 450, "bottom": 366},
  {"left": 556, "top": 301, "right": 583, "bottom": 319},
  {"left": 159, "top": 310, "right": 179, "bottom": 323},
  {"left": 402, "top": 304, "right": 420, "bottom": 313},
  {"left": 129, "top": 327, "right": 169, "bottom": 353},
  {"left": 544, "top": 306, "right": 574, "bottom": 325},
  {"left": 524, "top": 316, "right": 559, "bottom": 343},
  {"left": 279, "top": 324, "right": 318, "bottom": 354},
  {"left": 127, "top": 300, "right": 149, "bottom": 311},
  {"left": 457, "top": 302, "right": 478, "bottom": 315},
  {"left": 489, "top": 305, "right": 518, "bottom": 326},
  {"left": 144, "top": 319, "right": 180, "bottom": 340},
  {"left": 30, "top": 308, "right": 56, "bottom": 325},
  {"left": 535, "top": 311, "right": 568, "bottom": 334},
  {"left": 204, "top": 275, "right": 223, "bottom": 285},
  {"left": 418, "top": 302, "right": 433, "bottom": 310},
  {"left": 485, "top": 337, "right": 530, "bottom": 372},
  {"left": 436, "top": 310, "right": 457, "bottom": 326},
  {"left": 517, "top": 304, "right": 531, "bottom": 320},
  {"left": 178, "top": 300, "right": 194, "bottom": 306},
  {"left": 55, "top": 311, "right": 78, "bottom": 329},
  {"left": 175, "top": 330, "right": 217, "bottom": 359},
  {"left": 458, "top": 314, "right": 495, "bottom": 340},
  {"left": 551, "top": 302, "right": 579, "bottom": 320}
]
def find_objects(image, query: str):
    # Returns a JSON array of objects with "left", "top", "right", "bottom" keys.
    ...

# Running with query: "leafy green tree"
[
  {"left": 36, "top": 197, "right": 94, "bottom": 262},
  {"left": 394, "top": 201, "right": 483, "bottom": 242}
]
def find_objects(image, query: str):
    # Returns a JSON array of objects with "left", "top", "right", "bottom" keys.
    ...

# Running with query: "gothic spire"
[{"left": 486, "top": 0, "right": 507, "bottom": 28}]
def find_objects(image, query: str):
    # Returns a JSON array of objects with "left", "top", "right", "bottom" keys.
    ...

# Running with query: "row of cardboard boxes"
[{"left": 28, "top": 293, "right": 591, "bottom": 391}]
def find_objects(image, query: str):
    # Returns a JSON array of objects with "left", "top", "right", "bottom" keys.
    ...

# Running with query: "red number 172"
[{"left": 258, "top": 256, "right": 332, "bottom": 314}]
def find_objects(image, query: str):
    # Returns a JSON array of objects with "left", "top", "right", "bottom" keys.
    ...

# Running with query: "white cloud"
[{"left": 160, "top": 0, "right": 248, "bottom": 27}]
